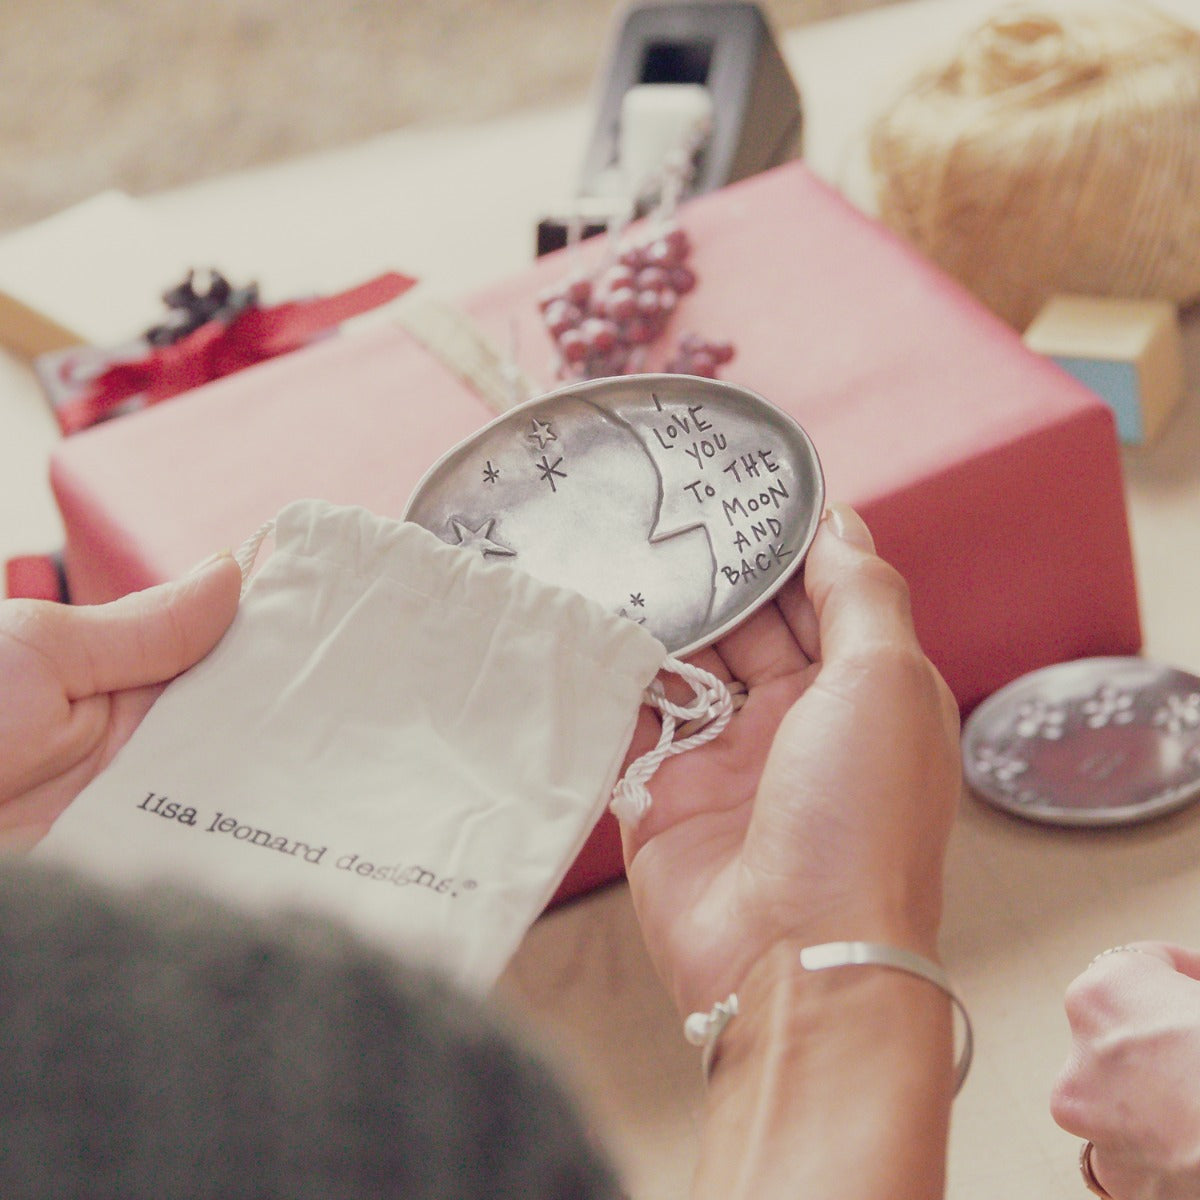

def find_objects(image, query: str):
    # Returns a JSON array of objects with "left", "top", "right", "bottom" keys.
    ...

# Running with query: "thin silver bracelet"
[{"left": 683, "top": 941, "right": 974, "bottom": 1094}]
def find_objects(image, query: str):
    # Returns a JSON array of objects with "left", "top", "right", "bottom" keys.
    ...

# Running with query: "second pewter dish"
[
  {"left": 404, "top": 374, "right": 825, "bottom": 656},
  {"left": 963, "top": 656, "right": 1200, "bottom": 827}
]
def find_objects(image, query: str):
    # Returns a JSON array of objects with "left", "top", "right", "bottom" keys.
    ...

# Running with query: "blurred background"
[{"left": 1, "top": 0, "right": 897, "bottom": 234}]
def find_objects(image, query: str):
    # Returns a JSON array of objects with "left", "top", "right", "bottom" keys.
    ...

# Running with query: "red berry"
[
  {"left": 636, "top": 289, "right": 662, "bottom": 317},
  {"left": 581, "top": 316, "right": 618, "bottom": 354},
  {"left": 559, "top": 329, "right": 589, "bottom": 363},
  {"left": 564, "top": 276, "right": 592, "bottom": 307},
  {"left": 603, "top": 286, "right": 638, "bottom": 321},
  {"left": 709, "top": 339, "right": 735, "bottom": 364},
  {"left": 662, "top": 226, "right": 690, "bottom": 259},
  {"left": 625, "top": 316, "right": 656, "bottom": 345},
  {"left": 636, "top": 266, "right": 670, "bottom": 293},
  {"left": 599, "top": 264, "right": 636, "bottom": 293},
  {"left": 645, "top": 237, "right": 683, "bottom": 269},
  {"left": 687, "top": 350, "right": 717, "bottom": 377},
  {"left": 619, "top": 245, "right": 647, "bottom": 270},
  {"left": 543, "top": 300, "right": 581, "bottom": 338},
  {"left": 668, "top": 266, "right": 697, "bottom": 294}
]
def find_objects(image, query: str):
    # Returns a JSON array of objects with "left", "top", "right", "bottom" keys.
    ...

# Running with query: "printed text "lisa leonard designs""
[{"left": 136, "top": 792, "right": 476, "bottom": 898}]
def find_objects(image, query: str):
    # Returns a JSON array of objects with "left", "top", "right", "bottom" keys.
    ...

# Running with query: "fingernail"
[
  {"left": 187, "top": 549, "right": 234, "bottom": 575},
  {"left": 822, "top": 502, "right": 876, "bottom": 551}
]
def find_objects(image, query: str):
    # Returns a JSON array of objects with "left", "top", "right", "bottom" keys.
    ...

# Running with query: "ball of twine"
[{"left": 868, "top": 1, "right": 1200, "bottom": 329}]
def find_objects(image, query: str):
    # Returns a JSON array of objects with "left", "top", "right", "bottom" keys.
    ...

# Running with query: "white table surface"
[{"left": 4, "top": 1, "right": 1200, "bottom": 1195}]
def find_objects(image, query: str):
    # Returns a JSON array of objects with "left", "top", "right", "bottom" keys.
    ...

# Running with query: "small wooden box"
[{"left": 1024, "top": 294, "right": 1185, "bottom": 445}]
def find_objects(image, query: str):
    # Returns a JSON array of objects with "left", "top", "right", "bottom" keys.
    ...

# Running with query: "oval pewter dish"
[{"left": 403, "top": 373, "right": 825, "bottom": 656}]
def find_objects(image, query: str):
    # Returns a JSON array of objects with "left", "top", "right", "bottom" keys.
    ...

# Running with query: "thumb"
[
  {"left": 806, "top": 503, "right": 920, "bottom": 661},
  {"left": 807, "top": 503, "right": 958, "bottom": 732},
  {"left": 47, "top": 553, "right": 242, "bottom": 699}
]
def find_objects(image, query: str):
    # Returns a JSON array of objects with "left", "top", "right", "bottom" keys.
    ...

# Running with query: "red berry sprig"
[
  {"left": 538, "top": 221, "right": 734, "bottom": 382},
  {"left": 665, "top": 333, "right": 736, "bottom": 379}
]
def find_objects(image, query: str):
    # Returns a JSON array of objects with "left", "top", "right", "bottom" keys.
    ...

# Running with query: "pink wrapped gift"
[{"left": 50, "top": 163, "right": 1141, "bottom": 899}]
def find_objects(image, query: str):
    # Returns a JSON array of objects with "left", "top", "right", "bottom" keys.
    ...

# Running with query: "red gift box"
[
  {"left": 49, "top": 162, "right": 1141, "bottom": 902},
  {"left": 5, "top": 554, "right": 66, "bottom": 602}
]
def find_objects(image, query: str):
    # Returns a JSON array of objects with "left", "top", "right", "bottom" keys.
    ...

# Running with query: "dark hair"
[{"left": 0, "top": 857, "right": 620, "bottom": 1200}]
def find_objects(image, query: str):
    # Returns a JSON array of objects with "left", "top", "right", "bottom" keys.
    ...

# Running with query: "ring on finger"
[{"left": 1079, "top": 1141, "right": 1114, "bottom": 1198}]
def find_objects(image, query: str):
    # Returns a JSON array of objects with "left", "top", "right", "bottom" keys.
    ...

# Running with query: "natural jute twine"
[{"left": 868, "top": 1, "right": 1200, "bottom": 329}]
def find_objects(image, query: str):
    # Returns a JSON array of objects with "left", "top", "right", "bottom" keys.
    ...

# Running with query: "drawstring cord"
[
  {"left": 233, "top": 520, "right": 733, "bottom": 824},
  {"left": 610, "top": 657, "right": 733, "bottom": 824},
  {"left": 234, "top": 519, "right": 276, "bottom": 594}
]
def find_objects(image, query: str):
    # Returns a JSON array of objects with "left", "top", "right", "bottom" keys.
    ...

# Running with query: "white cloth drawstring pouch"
[{"left": 36, "top": 499, "right": 729, "bottom": 992}]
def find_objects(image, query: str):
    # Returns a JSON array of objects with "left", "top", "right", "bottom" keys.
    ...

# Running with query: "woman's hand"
[
  {"left": 1053, "top": 942, "right": 1200, "bottom": 1200},
  {"left": 621, "top": 503, "right": 962, "bottom": 1017},
  {"left": 0, "top": 554, "right": 241, "bottom": 850}
]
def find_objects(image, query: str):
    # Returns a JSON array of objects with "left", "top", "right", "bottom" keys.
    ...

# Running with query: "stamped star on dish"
[
  {"left": 448, "top": 516, "right": 516, "bottom": 559},
  {"left": 535, "top": 455, "right": 567, "bottom": 492},
  {"left": 526, "top": 418, "right": 557, "bottom": 450}
]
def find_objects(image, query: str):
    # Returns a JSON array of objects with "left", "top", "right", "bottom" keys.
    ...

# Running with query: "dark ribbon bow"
[{"left": 57, "top": 271, "right": 416, "bottom": 435}]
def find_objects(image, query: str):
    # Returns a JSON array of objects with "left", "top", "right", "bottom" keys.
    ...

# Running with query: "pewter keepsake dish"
[
  {"left": 404, "top": 374, "right": 825, "bottom": 655},
  {"left": 963, "top": 656, "right": 1200, "bottom": 827}
]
